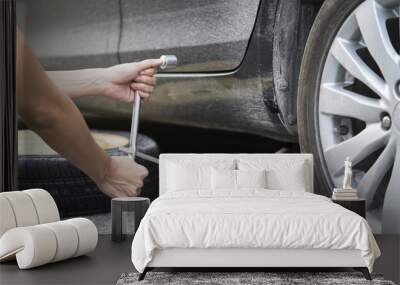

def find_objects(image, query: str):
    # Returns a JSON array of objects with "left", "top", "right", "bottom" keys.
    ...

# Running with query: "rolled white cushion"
[
  {"left": 0, "top": 226, "right": 57, "bottom": 269},
  {"left": 0, "top": 196, "right": 17, "bottom": 237},
  {"left": 0, "top": 191, "right": 39, "bottom": 227},
  {"left": 0, "top": 218, "right": 97, "bottom": 269},
  {"left": 65, "top": 218, "right": 98, "bottom": 257},
  {"left": 42, "top": 221, "right": 79, "bottom": 262},
  {"left": 23, "top": 189, "right": 60, "bottom": 224}
]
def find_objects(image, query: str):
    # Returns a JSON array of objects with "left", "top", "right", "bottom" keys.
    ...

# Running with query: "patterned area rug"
[{"left": 116, "top": 272, "right": 395, "bottom": 285}]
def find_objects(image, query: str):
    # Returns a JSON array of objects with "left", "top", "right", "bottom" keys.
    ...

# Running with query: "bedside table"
[
  {"left": 111, "top": 197, "right": 150, "bottom": 242},
  {"left": 332, "top": 198, "right": 366, "bottom": 218}
]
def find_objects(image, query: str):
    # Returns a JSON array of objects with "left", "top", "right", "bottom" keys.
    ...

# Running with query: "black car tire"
[
  {"left": 18, "top": 131, "right": 159, "bottom": 217},
  {"left": 297, "top": 0, "right": 364, "bottom": 196}
]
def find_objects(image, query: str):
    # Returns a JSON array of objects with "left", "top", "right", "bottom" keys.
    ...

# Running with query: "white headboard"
[{"left": 159, "top": 153, "right": 314, "bottom": 195}]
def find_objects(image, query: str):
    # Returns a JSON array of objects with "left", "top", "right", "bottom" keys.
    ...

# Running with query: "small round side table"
[{"left": 111, "top": 197, "right": 150, "bottom": 242}]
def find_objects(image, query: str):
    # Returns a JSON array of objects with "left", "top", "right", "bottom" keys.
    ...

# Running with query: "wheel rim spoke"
[
  {"left": 382, "top": 142, "right": 400, "bottom": 233},
  {"left": 320, "top": 83, "right": 384, "bottom": 123},
  {"left": 358, "top": 138, "right": 396, "bottom": 206},
  {"left": 376, "top": 0, "right": 400, "bottom": 8},
  {"left": 330, "top": 37, "right": 388, "bottom": 99},
  {"left": 355, "top": 1, "right": 399, "bottom": 85},
  {"left": 324, "top": 124, "right": 389, "bottom": 176}
]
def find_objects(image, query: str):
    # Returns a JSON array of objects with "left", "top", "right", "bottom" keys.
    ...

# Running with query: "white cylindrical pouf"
[
  {"left": 0, "top": 196, "right": 17, "bottom": 237},
  {"left": 65, "top": 218, "right": 98, "bottom": 257},
  {"left": 0, "top": 188, "right": 97, "bottom": 269},
  {"left": 42, "top": 221, "right": 79, "bottom": 262},
  {"left": 0, "top": 226, "right": 57, "bottom": 269},
  {"left": 1, "top": 192, "right": 39, "bottom": 227},
  {"left": 24, "top": 189, "right": 60, "bottom": 224}
]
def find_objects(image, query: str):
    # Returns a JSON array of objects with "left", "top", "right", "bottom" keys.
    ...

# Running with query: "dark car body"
[{"left": 17, "top": 0, "right": 320, "bottom": 142}]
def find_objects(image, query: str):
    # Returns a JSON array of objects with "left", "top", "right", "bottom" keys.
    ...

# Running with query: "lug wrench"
[{"left": 120, "top": 55, "right": 178, "bottom": 164}]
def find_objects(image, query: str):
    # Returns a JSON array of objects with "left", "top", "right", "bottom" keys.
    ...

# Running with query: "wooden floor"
[{"left": 0, "top": 235, "right": 398, "bottom": 285}]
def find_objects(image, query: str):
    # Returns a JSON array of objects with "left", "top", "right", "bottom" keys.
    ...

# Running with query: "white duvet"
[{"left": 131, "top": 190, "right": 380, "bottom": 273}]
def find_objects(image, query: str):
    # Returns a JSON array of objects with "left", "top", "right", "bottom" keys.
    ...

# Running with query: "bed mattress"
[{"left": 131, "top": 190, "right": 380, "bottom": 272}]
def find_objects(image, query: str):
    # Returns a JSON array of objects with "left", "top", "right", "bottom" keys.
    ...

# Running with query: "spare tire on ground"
[{"left": 18, "top": 130, "right": 159, "bottom": 217}]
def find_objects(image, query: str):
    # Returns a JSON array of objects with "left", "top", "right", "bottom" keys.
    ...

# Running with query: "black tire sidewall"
[
  {"left": 18, "top": 132, "right": 159, "bottom": 180},
  {"left": 297, "top": 0, "right": 365, "bottom": 196},
  {"left": 18, "top": 131, "right": 160, "bottom": 217}
]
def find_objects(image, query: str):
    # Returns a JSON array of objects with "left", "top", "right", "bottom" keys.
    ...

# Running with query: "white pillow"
[
  {"left": 167, "top": 163, "right": 211, "bottom": 191},
  {"left": 211, "top": 169, "right": 268, "bottom": 190},
  {"left": 166, "top": 159, "right": 236, "bottom": 192},
  {"left": 211, "top": 169, "right": 236, "bottom": 190},
  {"left": 236, "top": 169, "right": 267, "bottom": 189},
  {"left": 266, "top": 163, "right": 307, "bottom": 191},
  {"left": 238, "top": 159, "right": 308, "bottom": 191}
]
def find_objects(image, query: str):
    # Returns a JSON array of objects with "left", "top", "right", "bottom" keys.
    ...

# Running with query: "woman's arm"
[
  {"left": 47, "top": 59, "right": 161, "bottom": 102},
  {"left": 16, "top": 30, "right": 157, "bottom": 197},
  {"left": 46, "top": 68, "right": 108, "bottom": 98},
  {"left": 17, "top": 30, "right": 110, "bottom": 187}
]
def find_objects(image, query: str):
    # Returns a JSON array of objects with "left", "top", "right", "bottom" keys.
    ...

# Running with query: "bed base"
[
  {"left": 138, "top": 266, "right": 371, "bottom": 281},
  {"left": 138, "top": 268, "right": 149, "bottom": 281},
  {"left": 138, "top": 267, "right": 371, "bottom": 281},
  {"left": 138, "top": 248, "right": 372, "bottom": 281},
  {"left": 354, "top": 267, "right": 372, "bottom": 280}
]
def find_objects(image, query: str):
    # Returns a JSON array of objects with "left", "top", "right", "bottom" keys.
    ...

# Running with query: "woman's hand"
[
  {"left": 47, "top": 58, "right": 163, "bottom": 102},
  {"left": 104, "top": 59, "right": 163, "bottom": 103},
  {"left": 96, "top": 156, "right": 149, "bottom": 198}
]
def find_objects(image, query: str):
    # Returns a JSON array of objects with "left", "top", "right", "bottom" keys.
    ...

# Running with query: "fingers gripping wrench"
[{"left": 120, "top": 55, "right": 178, "bottom": 164}]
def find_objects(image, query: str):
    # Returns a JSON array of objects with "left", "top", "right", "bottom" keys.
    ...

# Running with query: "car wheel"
[
  {"left": 298, "top": 0, "right": 400, "bottom": 233},
  {"left": 18, "top": 130, "right": 159, "bottom": 217}
]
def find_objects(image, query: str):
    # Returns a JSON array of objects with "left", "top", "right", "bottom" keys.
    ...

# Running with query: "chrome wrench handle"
[
  {"left": 121, "top": 55, "right": 177, "bottom": 162},
  {"left": 119, "top": 90, "right": 141, "bottom": 158},
  {"left": 129, "top": 90, "right": 141, "bottom": 157}
]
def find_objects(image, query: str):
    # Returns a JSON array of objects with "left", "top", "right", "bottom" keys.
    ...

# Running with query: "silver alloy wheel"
[{"left": 319, "top": 0, "right": 399, "bottom": 233}]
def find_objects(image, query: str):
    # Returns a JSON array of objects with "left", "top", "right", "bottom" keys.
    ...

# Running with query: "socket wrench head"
[{"left": 160, "top": 55, "right": 178, "bottom": 70}]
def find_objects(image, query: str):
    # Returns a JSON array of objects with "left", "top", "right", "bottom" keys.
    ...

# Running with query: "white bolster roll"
[
  {"left": 0, "top": 196, "right": 17, "bottom": 237},
  {"left": 23, "top": 189, "right": 60, "bottom": 223},
  {"left": 65, "top": 218, "right": 98, "bottom": 257},
  {"left": 0, "top": 218, "right": 97, "bottom": 269},
  {"left": 0, "top": 189, "right": 97, "bottom": 269},
  {"left": 0, "top": 226, "right": 57, "bottom": 269},
  {"left": 42, "top": 221, "right": 79, "bottom": 262},
  {"left": 0, "top": 192, "right": 39, "bottom": 227}
]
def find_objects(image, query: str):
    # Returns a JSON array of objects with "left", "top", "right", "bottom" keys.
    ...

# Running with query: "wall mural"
[{"left": 14, "top": 0, "right": 400, "bottom": 235}]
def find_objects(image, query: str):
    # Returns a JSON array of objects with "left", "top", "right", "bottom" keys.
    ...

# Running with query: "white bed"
[{"left": 131, "top": 154, "right": 380, "bottom": 280}]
